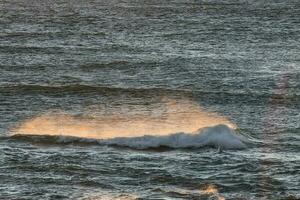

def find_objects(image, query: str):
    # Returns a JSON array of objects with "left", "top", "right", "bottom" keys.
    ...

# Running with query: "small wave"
[
  {"left": 79, "top": 60, "right": 132, "bottom": 70},
  {"left": 8, "top": 125, "right": 250, "bottom": 150},
  {"left": 0, "top": 84, "right": 191, "bottom": 95},
  {"left": 0, "top": 45, "right": 65, "bottom": 54},
  {"left": 1, "top": 84, "right": 299, "bottom": 105}
]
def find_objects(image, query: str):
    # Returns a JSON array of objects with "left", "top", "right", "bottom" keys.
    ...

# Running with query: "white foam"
[{"left": 101, "top": 124, "right": 248, "bottom": 149}]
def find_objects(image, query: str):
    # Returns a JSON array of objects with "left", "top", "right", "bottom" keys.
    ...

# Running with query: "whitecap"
[{"left": 101, "top": 124, "right": 248, "bottom": 150}]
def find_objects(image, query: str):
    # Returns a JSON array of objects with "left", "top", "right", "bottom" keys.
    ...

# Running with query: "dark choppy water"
[{"left": 0, "top": 0, "right": 299, "bottom": 199}]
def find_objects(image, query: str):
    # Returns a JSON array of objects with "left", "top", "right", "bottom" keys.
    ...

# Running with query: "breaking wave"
[
  {"left": 102, "top": 125, "right": 249, "bottom": 149},
  {"left": 9, "top": 125, "right": 250, "bottom": 150},
  {"left": 8, "top": 97, "right": 251, "bottom": 149}
]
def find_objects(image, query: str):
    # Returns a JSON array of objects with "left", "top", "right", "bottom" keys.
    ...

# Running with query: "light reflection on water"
[
  {"left": 79, "top": 193, "right": 138, "bottom": 200},
  {"left": 78, "top": 184, "right": 225, "bottom": 200}
]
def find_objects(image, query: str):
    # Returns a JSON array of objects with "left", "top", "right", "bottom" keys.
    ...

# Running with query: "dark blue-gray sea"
[{"left": 0, "top": 0, "right": 299, "bottom": 199}]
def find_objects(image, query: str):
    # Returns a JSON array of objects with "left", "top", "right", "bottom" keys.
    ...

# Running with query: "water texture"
[{"left": 0, "top": 0, "right": 299, "bottom": 199}]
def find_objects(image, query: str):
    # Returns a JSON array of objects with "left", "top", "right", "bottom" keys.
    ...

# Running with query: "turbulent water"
[{"left": 1, "top": 0, "right": 300, "bottom": 199}]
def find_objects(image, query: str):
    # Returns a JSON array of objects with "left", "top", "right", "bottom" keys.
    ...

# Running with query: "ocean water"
[{"left": 0, "top": 0, "right": 299, "bottom": 199}]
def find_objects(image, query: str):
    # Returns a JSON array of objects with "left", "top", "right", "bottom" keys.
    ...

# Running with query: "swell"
[
  {"left": 0, "top": 45, "right": 66, "bottom": 54},
  {"left": 0, "top": 31, "right": 106, "bottom": 39},
  {"left": 0, "top": 84, "right": 192, "bottom": 96},
  {"left": 0, "top": 43, "right": 140, "bottom": 54},
  {"left": 1, "top": 84, "right": 299, "bottom": 110},
  {"left": 1, "top": 83, "right": 299, "bottom": 102}
]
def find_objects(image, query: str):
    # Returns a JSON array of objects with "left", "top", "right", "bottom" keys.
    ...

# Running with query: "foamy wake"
[{"left": 100, "top": 124, "right": 248, "bottom": 149}]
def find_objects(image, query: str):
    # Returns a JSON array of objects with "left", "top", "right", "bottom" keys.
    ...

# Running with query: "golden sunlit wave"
[
  {"left": 11, "top": 98, "right": 236, "bottom": 139},
  {"left": 165, "top": 184, "right": 225, "bottom": 200},
  {"left": 200, "top": 185, "right": 225, "bottom": 200}
]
